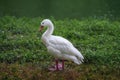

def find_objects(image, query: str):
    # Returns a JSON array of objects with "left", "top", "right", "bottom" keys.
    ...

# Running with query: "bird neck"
[{"left": 43, "top": 23, "right": 54, "bottom": 37}]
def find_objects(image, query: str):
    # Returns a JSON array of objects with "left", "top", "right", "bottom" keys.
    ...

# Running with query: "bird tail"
[{"left": 73, "top": 48, "right": 84, "bottom": 64}]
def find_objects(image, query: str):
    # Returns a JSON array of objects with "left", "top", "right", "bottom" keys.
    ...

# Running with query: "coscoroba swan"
[{"left": 39, "top": 19, "right": 84, "bottom": 71}]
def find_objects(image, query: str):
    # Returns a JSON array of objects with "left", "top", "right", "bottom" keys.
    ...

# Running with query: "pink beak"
[{"left": 39, "top": 26, "right": 44, "bottom": 32}]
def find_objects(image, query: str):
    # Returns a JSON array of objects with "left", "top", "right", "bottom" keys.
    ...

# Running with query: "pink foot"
[
  {"left": 48, "top": 67, "right": 56, "bottom": 71},
  {"left": 48, "top": 63, "right": 63, "bottom": 71}
]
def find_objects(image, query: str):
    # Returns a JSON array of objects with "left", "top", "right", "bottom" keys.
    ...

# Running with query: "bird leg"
[
  {"left": 55, "top": 59, "right": 65, "bottom": 70},
  {"left": 62, "top": 60, "right": 64, "bottom": 70},
  {"left": 49, "top": 59, "right": 64, "bottom": 71},
  {"left": 55, "top": 59, "right": 59, "bottom": 70},
  {"left": 55, "top": 59, "right": 63, "bottom": 70},
  {"left": 48, "top": 59, "right": 62, "bottom": 71}
]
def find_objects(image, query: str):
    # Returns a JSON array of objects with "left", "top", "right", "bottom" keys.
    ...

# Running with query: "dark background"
[{"left": 0, "top": 0, "right": 120, "bottom": 19}]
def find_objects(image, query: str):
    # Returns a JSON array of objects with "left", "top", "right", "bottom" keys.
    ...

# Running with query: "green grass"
[{"left": 0, "top": 16, "right": 120, "bottom": 80}]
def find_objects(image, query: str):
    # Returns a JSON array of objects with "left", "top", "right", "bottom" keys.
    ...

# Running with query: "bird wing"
[
  {"left": 48, "top": 35, "right": 84, "bottom": 62},
  {"left": 48, "top": 35, "right": 76, "bottom": 55}
]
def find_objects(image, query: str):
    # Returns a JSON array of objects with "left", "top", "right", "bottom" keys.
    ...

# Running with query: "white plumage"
[{"left": 40, "top": 19, "right": 84, "bottom": 70}]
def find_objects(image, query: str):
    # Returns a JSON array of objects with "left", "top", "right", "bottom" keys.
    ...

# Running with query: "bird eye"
[{"left": 42, "top": 22, "right": 44, "bottom": 24}]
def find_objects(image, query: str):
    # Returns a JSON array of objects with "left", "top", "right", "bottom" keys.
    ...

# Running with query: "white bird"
[{"left": 39, "top": 19, "right": 84, "bottom": 71}]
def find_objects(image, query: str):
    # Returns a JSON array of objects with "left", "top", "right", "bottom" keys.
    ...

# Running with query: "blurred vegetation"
[
  {"left": 0, "top": 0, "right": 120, "bottom": 19},
  {"left": 0, "top": 16, "right": 120, "bottom": 80}
]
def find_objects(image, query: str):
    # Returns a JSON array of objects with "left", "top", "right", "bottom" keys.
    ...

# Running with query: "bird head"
[{"left": 39, "top": 19, "right": 52, "bottom": 32}]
